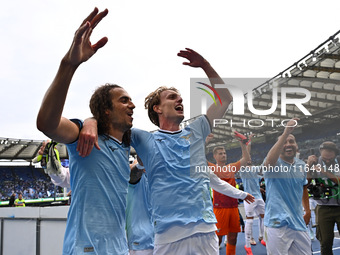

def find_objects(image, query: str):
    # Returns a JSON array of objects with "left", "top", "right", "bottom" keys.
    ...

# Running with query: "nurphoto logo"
[{"left": 191, "top": 78, "right": 312, "bottom": 129}]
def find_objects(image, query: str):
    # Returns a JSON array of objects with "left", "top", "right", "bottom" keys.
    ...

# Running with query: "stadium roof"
[
  {"left": 207, "top": 29, "right": 340, "bottom": 149},
  {"left": 1, "top": 30, "right": 340, "bottom": 160},
  {"left": 0, "top": 138, "right": 68, "bottom": 162},
  {"left": 0, "top": 138, "right": 137, "bottom": 162}
]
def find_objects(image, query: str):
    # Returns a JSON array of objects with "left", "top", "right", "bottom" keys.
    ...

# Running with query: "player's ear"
[
  {"left": 213, "top": 153, "right": 217, "bottom": 161},
  {"left": 153, "top": 104, "right": 162, "bottom": 114}
]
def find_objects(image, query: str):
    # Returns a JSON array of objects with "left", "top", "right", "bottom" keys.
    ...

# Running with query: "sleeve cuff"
[
  {"left": 68, "top": 118, "right": 83, "bottom": 144},
  {"left": 70, "top": 118, "right": 83, "bottom": 131},
  {"left": 203, "top": 114, "right": 212, "bottom": 133}
]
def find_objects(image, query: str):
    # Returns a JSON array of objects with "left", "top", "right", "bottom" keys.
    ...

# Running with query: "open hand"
[
  {"left": 283, "top": 118, "right": 299, "bottom": 135},
  {"left": 244, "top": 193, "right": 255, "bottom": 204},
  {"left": 177, "top": 48, "right": 208, "bottom": 68},
  {"left": 63, "top": 8, "right": 109, "bottom": 67}
]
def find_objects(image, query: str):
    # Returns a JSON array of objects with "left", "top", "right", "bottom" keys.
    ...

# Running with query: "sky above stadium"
[{"left": 1, "top": 0, "right": 340, "bottom": 141}]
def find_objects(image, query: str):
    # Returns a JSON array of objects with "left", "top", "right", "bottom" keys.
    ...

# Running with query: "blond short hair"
[{"left": 144, "top": 86, "right": 179, "bottom": 127}]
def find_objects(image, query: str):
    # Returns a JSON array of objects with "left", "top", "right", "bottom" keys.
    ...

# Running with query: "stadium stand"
[
  {"left": 0, "top": 166, "right": 62, "bottom": 202},
  {"left": 205, "top": 119, "right": 340, "bottom": 166},
  {"left": 203, "top": 30, "right": 340, "bottom": 151}
]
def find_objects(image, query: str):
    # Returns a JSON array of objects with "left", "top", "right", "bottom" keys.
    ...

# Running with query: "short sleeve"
[{"left": 188, "top": 115, "right": 212, "bottom": 140}]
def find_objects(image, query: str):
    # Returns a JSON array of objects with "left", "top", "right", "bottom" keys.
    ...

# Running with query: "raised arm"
[
  {"left": 36, "top": 8, "right": 108, "bottom": 144},
  {"left": 32, "top": 141, "right": 71, "bottom": 188},
  {"left": 212, "top": 136, "right": 251, "bottom": 180},
  {"left": 237, "top": 136, "right": 251, "bottom": 168},
  {"left": 264, "top": 118, "right": 298, "bottom": 167},
  {"left": 177, "top": 48, "right": 232, "bottom": 127},
  {"left": 246, "top": 134, "right": 255, "bottom": 156}
]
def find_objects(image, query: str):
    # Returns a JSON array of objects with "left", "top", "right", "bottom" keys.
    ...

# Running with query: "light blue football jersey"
[
  {"left": 126, "top": 173, "right": 154, "bottom": 251},
  {"left": 131, "top": 115, "right": 216, "bottom": 234},
  {"left": 264, "top": 157, "right": 308, "bottom": 231},
  {"left": 240, "top": 165, "right": 263, "bottom": 199},
  {"left": 64, "top": 134, "right": 130, "bottom": 255}
]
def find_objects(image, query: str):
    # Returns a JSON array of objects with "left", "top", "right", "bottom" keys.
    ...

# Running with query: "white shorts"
[
  {"left": 264, "top": 226, "right": 311, "bottom": 255},
  {"left": 244, "top": 198, "right": 265, "bottom": 217},
  {"left": 153, "top": 231, "right": 218, "bottom": 255},
  {"left": 309, "top": 198, "right": 317, "bottom": 211},
  {"left": 129, "top": 249, "right": 153, "bottom": 255}
]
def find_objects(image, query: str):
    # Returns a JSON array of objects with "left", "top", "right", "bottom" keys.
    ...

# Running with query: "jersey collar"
[{"left": 158, "top": 129, "right": 183, "bottom": 135}]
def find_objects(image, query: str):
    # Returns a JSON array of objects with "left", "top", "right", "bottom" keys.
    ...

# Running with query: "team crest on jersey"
[
  {"left": 155, "top": 138, "right": 166, "bottom": 142},
  {"left": 180, "top": 133, "right": 192, "bottom": 141},
  {"left": 109, "top": 146, "right": 117, "bottom": 152}
]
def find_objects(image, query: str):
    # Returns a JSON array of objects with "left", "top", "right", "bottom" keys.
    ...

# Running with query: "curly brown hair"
[
  {"left": 144, "top": 86, "right": 179, "bottom": 127},
  {"left": 90, "top": 84, "right": 131, "bottom": 145}
]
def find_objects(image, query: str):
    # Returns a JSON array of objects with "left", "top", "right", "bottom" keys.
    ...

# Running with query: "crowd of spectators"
[
  {"left": 221, "top": 124, "right": 339, "bottom": 165},
  {"left": 0, "top": 167, "right": 62, "bottom": 201}
]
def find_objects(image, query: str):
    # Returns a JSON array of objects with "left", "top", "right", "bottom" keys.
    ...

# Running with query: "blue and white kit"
[
  {"left": 264, "top": 157, "right": 308, "bottom": 231},
  {"left": 126, "top": 173, "right": 154, "bottom": 251},
  {"left": 240, "top": 165, "right": 263, "bottom": 200},
  {"left": 63, "top": 134, "right": 130, "bottom": 255},
  {"left": 131, "top": 115, "right": 217, "bottom": 244}
]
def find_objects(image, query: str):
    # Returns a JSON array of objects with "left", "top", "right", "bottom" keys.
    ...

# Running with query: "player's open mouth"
[{"left": 175, "top": 104, "right": 183, "bottom": 112}]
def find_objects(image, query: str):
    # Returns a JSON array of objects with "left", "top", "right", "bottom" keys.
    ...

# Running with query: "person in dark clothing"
[{"left": 8, "top": 192, "right": 16, "bottom": 207}]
